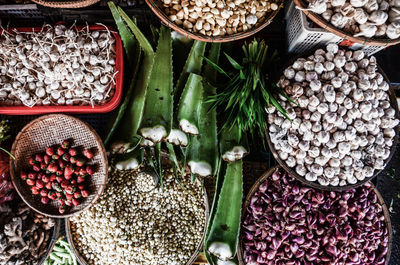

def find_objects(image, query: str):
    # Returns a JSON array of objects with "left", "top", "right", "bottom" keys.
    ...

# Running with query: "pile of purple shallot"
[{"left": 242, "top": 168, "right": 389, "bottom": 265}]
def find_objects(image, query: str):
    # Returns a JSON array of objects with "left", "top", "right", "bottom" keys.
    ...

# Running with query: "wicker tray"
[
  {"left": 293, "top": 0, "right": 400, "bottom": 47},
  {"left": 237, "top": 165, "right": 393, "bottom": 265},
  {"left": 266, "top": 49, "right": 400, "bottom": 191},
  {"left": 10, "top": 114, "right": 108, "bottom": 218},
  {"left": 30, "top": 0, "right": 100, "bottom": 8},
  {"left": 145, "top": 0, "right": 283, "bottom": 42}
]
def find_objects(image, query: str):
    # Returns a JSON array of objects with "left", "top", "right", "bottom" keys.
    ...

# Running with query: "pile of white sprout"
[
  {"left": 268, "top": 43, "right": 399, "bottom": 187},
  {"left": 0, "top": 24, "right": 117, "bottom": 107},
  {"left": 304, "top": 0, "right": 400, "bottom": 39}
]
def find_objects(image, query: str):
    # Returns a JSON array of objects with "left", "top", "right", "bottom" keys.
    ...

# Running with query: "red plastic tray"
[{"left": 0, "top": 24, "right": 124, "bottom": 115}]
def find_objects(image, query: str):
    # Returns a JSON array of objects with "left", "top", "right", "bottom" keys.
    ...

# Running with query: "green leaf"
[
  {"left": 224, "top": 52, "right": 243, "bottom": 70},
  {"left": 202, "top": 55, "right": 230, "bottom": 78}
]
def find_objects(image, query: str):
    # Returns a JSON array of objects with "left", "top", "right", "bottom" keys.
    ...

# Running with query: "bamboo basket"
[
  {"left": 65, "top": 162, "right": 209, "bottom": 265},
  {"left": 10, "top": 114, "right": 108, "bottom": 218},
  {"left": 145, "top": 0, "right": 282, "bottom": 42},
  {"left": 265, "top": 50, "right": 400, "bottom": 191},
  {"left": 293, "top": 0, "right": 400, "bottom": 47},
  {"left": 237, "top": 165, "right": 393, "bottom": 265},
  {"left": 30, "top": 0, "right": 99, "bottom": 8},
  {"left": 37, "top": 218, "right": 62, "bottom": 265}
]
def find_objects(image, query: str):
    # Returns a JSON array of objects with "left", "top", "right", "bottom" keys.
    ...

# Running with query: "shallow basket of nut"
[
  {"left": 293, "top": 0, "right": 400, "bottom": 47},
  {"left": 238, "top": 166, "right": 392, "bottom": 265},
  {"left": 145, "top": 0, "right": 283, "bottom": 42},
  {"left": 10, "top": 114, "right": 108, "bottom": 218},
  {"left": 65, "top": 162, "right": 209, "bottom": 265},
  {"left": 266, "top": 44, "right": 400, "bottom": 191},
  {"left": 0, "top": 24, "right": 123, "bottom": 115},
  {"left": 0, "top": 199, "right": 61, "bottom": 265}
]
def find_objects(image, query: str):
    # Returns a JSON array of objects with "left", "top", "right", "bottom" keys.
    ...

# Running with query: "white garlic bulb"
[
  {"left": 386, "top": 21, "right": 400, "bottom": 39},
  {"left": 368, "top": 10, "right": 389, "bottom": 25},
  {"left": 354, "top": 23, "right": 378, "bottom": 37}
]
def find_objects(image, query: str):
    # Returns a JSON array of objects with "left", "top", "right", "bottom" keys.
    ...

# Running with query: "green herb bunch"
[
  {"left": 0, "top": 119, "right": 14, "bottom": 159},
  {"left": 205, "top": 39, "right": 291, "bottom": 147}
]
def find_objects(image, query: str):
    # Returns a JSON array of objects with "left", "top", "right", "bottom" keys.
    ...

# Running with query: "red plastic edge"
[{"left": 0, "top": 24, "right": 124, "bottom": 115}]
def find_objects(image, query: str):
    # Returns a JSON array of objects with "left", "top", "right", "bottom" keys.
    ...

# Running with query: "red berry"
[
  {"left": 74, "top": 191, "right": 82, "bottom": 199},
  {"left": 40, "top": 162, "right": 47, "bottom": 170},
  {"left": 81, "top": 190, "right": 89, "bottom": 198},
  {"left": 52, "top": 154, "right": 59, "bottom": 160},
  {"left": 65, "top": 193, "right": 74, "bottom": 200},
  {"left": 70, "top": 156, "right": 77, "bottom": 164},
  {"left": 42, "top": 175, "right": 50, "bottom": 183},
  {"left": 45, "top": 182, "right": 52, "bottom": 190},
  {"left": 78, "top": 184, "right": 85, "bottom": 190},
  {"left": 76, "top": 158, "right": 86, "bottom": 167},
  {"left": 28, "top": 172, "right": 37, "bottom": 180},
  {"left": 86, "top": 165, "right": 94, "bottom": 175},
  {"left": 64, "top": 174, "right": 73, "bottom": 180},
  {"left": 34, "top": 154, "right": 43, "bottom": 163},
  {"left": 61, "top": 180, "right": 69, "bottom": 189},
  {"left": 48, "top": 191, "right": 57, "bottom": 200},
  {"left": 20, "top": 171, "right": 27, "bottom": 180},
  {"left": 64, "top": 165, "right": 74, "bottom": 177},
  {"left": 77, "top": 176, "right": 86, "bottom": 184},
  {"left": 56, "top": 176, "right": 64, "bottom": 183},
  {"left": 65, "top": 200, "right": 72, "bottom": 206},
  {"left": 61, "top": 140, "right": 70, "bottom": 149},
  {"left": 27, "top": 179, "right": 35, "bottom": 186},
  {"left": 65, "top": 185, "right": 75, "bottom": 194},
  {"left": 44, "top": 154, "right": 51, "bottom": 165},
  {"left": 56, "top": 170, "right": 63, "bottom": 176},
  {"left": 32, "top": 165, "right": 41, "bottom": 172},
  {"left": 69, "top": 148, "right": 78, "bottom": 157},
  {"left": 46, "top": 147, "right": 54, "bottom": 156},
  {"left": 74, "top": 166, "right": 81, "bottom": 175},
  {"left": 62, "top": 153, "right": 70, "bottom": 162},
  {"left": 28, "top": 157, "right": 35, "bottom": 166},
  {"left": 58, "top": 199, "right": 65, "bottom": 206},
  {"left": 31, "top": 186, "right": 40, "bottom": 195},
  {"left": 50, "top": 174, "right": 57, "bottom": 182},
  {"left": 72, "top": 198, "right": 80, "bottom": 206},
  {"left": 41, "top": 196, "right": 50, "bottom": 204},
  {"left": 56, "top": 192, "right": 63, "bottom": 198},
  {"left": 36, "top": 179, "right": 44, "bottom": 189},
  {"left": 47, "top": 162, "right": 58, "bottom": 173},
  {"left": 52, "top": 182, "right": 62, "bottom": 192},
  {"left": 71, "top": 179, "right": 77, "bottom": 186},
  {"left": 57, "top": 147, "right": 65, "bottom": 156},
  {"left": 58, "top": 160, "right": 66, "bottom": 169},
  {"left": 40, "top": 189, "right": 48, "bottom": 197},
  {"left": 58, "top": 206, "right": 66, "bottom": 214},
  {"left": 83, "top": 149, "right": 94, "bottom": 159}
]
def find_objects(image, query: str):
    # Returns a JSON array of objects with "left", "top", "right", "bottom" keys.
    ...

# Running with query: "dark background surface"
[{"left": 1, "top": 2, "right": 400, "bottom": 264}]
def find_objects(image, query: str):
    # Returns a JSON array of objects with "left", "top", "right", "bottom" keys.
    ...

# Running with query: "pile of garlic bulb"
[
  {"left": 305, "top": 0, "right": 400, "bottom": 39},
  {"left": 267, "top": 44, "right": 399, "bottom": 187}
]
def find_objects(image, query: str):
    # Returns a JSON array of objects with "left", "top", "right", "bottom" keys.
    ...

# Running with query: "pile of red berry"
[{"left": 21, "top": 139, "right": 95, "bottom": 214}]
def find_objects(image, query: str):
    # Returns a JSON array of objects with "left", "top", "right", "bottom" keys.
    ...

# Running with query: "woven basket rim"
[
  {"left": 237, "top": 165, "right": 393, "bottom": 265},
  {"left": 265, "top": 48, "right": 400, "bottom": 192},
  {"left": 10, "top": 114, "right": 108, "bottom": 218},
  {"left": 145, "top": 0, "right": 282, "bottom": 42},
  {"left": 65, "top": 164, "right": 209, "bottom": 265},
  {"left": 294, "top": 0, "right": 400, "bottom": 46},
  {"left": 30, "top": 0, "right": 100, "bottom": 8},
  {"left": 36, "top": 218, "right": 62, "bottom": 265}
]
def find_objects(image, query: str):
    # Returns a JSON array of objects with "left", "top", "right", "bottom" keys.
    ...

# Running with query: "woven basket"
[
  {"left": 237, "top": 165, "right": 392, "bottom": 265},
  {"left": 65, "top": 160, "right": 209, "bottom": 265},
  {"left": 145, "top": 0, "right": 282, "bottom": 42},
  {"left": 266, "top": 50, "right": 400, "bottom": 191},
  {"left": 10, "top": 114, "right": 108, "bottom": 218},
  {"left": 37, "top": 218, "right": 62, "bottom": 265},
  {"left": 294, "top": 0, "right": 400, "bottom": 47},
  {"left": 30, "top": 0, "right": 99, "bottom": 8}
]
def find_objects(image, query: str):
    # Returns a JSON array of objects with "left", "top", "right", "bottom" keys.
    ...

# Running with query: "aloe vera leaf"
[
  {"left": 108, "top": 2, "right": 137, "bottom": 65},
  {"left": 139, "top": 26, "right": 173, "bottom": 143},
  {"left": 204, "top": 43, "right": 221, "bottom": 83},
  {"left": 186, "top": 44, "right": 220, "bottom": 177},
  {"left": 105, "top": 4, "right": 142, "bottom": 147},
  {"left": 206, "top": 160, "right": 243, "bottom": 261},
  {"left": 116, "top": 8, "right": 155, "bottom": 140},
  {"left": 174, "top": 40, "right": 206, "bottom": 107},
  {"left": 177, "top": 73, "right": 203, "bottom": 135},
  {"left": 220, "top": 124, "right": 248, "bottom": 162}
]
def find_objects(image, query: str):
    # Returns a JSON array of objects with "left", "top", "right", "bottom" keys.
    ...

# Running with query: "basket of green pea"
[{"left": 45, "top": 238, "right": 78, "bottom": 265}]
